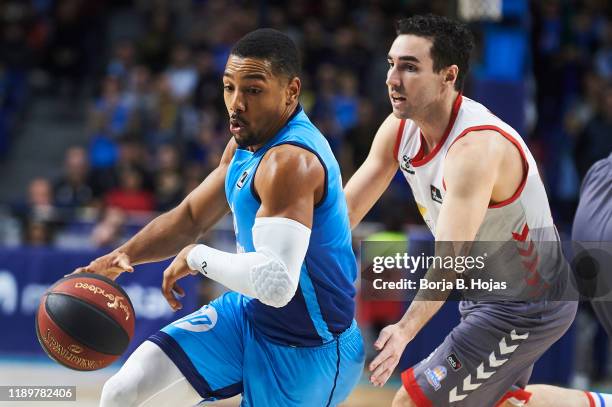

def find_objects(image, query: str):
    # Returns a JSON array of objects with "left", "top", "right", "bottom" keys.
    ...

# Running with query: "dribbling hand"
[
  {"left": 70, "top": 251, "right": 134, "bottom": 281},
  {"left": 161, "top": 244, "right": 199, "bottom": 311},
  {"left": 369, "top": 323, "right": 412, "bottom": 387}
]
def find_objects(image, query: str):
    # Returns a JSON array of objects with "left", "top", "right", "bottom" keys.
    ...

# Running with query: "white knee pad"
[
  {"left": 99, "top": 341, "right": 201, "bottom": 407},
  {"left": 100, "top": 368, "right": 138, "bottom": 407}
]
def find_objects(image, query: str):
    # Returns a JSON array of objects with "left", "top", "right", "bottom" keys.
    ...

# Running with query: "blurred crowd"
[{"left": 0, "top": 0, "right": 610, "bottom": 248}]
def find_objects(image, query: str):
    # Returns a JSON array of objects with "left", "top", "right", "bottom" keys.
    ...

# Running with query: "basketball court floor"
[{"left": 0, "top": 356, "right": 396, "bottom": 406}]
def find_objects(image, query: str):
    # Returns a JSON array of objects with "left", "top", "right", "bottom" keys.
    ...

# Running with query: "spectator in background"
[
  {"left": 333, "top": 71, "right": 359, "bottom": 135},
  {"left": 90, "top": 207, "right": 126, "bottom": 248},
  {"left": 595, "top": 23, "right": 612, "bottom": 79},
  {"left": 23, "top": 219, "right": 54, "bottom": 246},
  {"left": 192, "top": 49, "right": 223, "bottom": 110},
  {"left": 575, "top": 82, "right": 612, "bottom": 178},
  {"left": 15, "top": 178, "right": 58, "bottom": 246},
  {"left": 564, "top": 71, "right": 605, "bottom": 140},
  {"left": 150, "top": 74, "right": 179, "bottom": 144},
  {"left": 45, "top": 0, "right": 87, "bottom": 98},
  {"left": 138, "top": 8, "right": 174, "bottom": 74},
  {"left": 53, "top": 146, "right": 95, "bottom": 209},
  {"left": 89, "top": 76, "right": 132, "bottom": 139},
  {"left": 107, "top": 40, "right": 136, "bottom": 85},
  {"left": 345, "top": 99, "right": 381, "bottom": 176},
  {"left": 153, "top": 144, "right": 183, "bottom": 211},
  {"left": 125, "top": 64, "right": 156, "bottom": 140},
  {"left": 104, "top": 166, "right": 154, "bottom": 213},
  {"left": 25, "top": 177, "right": 57, "bottom": 222},
  {"left": 166, "top": 44, "right": 198, "bottom": 102}
]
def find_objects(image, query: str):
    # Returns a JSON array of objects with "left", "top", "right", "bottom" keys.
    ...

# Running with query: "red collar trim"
[{"left": 411, "top": 93, "right": 463, "bottom": 167}]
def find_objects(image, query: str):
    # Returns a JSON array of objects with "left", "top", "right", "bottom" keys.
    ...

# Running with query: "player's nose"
[
  {"left": 386, "top": 66, "right": 401, "bottom": 88},
  {"left": 229, "top": 92, "right": 246, "bottom": 113}
]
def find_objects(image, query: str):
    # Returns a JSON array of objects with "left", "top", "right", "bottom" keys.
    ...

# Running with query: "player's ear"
[
  {"left": 285, "top": 77, "right": 301, "bottom": 105},
  {"left": 444, "top": 65, "right": 458, "bottom": 87}
]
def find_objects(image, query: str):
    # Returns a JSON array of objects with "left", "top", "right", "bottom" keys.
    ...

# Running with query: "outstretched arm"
[
  {"left": 344, "top": 114, "right": 400, "bottom": 229},
  {"left": 369, "top": 130, "right": 506, "bottom": 386},
  {"left": 73, "top": 140, "right": 237, "bottom": 279},
  {"left": 161, "top": 144, "right": 325, "bottom": 310}
]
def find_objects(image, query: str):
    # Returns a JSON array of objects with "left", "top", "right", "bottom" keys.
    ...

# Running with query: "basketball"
[{"left": 35, "top": 273, "right": 135, "bottom": 371}]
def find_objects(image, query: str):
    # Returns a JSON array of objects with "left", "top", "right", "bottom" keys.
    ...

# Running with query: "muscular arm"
[
  {"left": 344, "top": 114, "right": 400, "bottom": 229},
  {"left": 397, "top": 130, "right": 505, "bottom": 339},
  {"left": 177, "top": 144, "right": 324, "bottom": 308},
  {"left": 369, "top": 131, "right": 509, "bottom": 386},
  {"left": 113, "top": 140, "right": 236, "bottom": 265},
  {"left": 255, "top": 144, "right": 324, "bottom": 226}
]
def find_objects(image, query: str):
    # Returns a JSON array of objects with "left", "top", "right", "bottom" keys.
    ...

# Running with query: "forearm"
[
  {"left": 187, "top": 217, "right": 310, "bottom": 307},
  {"left": 345, "top": 165, "right": 395, "bottom": 229},
  {"left": 114, "top": 164, "right": 231, "bottom": 265},
  {"left": 113, "top": 209, "right": 201, "bottom": 265},
  {"left": 397, "top": 299, "right": 446, "bottom": 341},
  {"left": 396, "top": 241, "right": 468, "bottom": 338}
]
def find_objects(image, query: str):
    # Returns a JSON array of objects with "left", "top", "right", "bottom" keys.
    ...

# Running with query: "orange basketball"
[{"left": 35, "top": 273, "right": 135, "bottom": 371}]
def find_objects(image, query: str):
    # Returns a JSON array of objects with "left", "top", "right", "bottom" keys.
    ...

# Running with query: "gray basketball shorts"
[{"left": 401, "top": 300, "right": 577, "bottom": 406}]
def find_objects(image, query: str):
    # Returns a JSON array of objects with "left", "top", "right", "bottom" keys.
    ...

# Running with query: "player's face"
[
  {"left": 386, "top": 35, "right": 444, "bottom": 119},
  {"left": 223, "top": 55, "right": 295, "bottom": 148}
]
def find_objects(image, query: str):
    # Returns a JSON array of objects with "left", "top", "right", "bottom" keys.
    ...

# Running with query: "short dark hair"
[
  {"left": 396, "top": 14, "right": 474, "bottom": 91},
  {"left": 230, "top": 28, "right": 300, "bottom": 80}
]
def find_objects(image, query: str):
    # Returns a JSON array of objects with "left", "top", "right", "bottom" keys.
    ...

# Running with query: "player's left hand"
[
  {"left": 161, "top": 244, "right": 199, "bottom": 311},
  {"left": 369, "top": 323, "right": 413, "bottom": 387}
]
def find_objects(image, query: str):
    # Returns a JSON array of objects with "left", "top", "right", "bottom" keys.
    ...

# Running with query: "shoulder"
[
  {"left": 379, "top": 113, "right": 404, "bottom": 141},
  {"left": 219, "top": 138, "right": 238, "bottom": 166},
  {"left": 445, "top": 130, "right": 507, "bottom": 179},
  {"left": 371, "top": 113, "right": 404, "bottom": 159},
  {"left": 259, "top": 144, "right": 324, "bottom": 184},
  {"left": 447, "top": 129, "right": 507, "bottom": 161}
]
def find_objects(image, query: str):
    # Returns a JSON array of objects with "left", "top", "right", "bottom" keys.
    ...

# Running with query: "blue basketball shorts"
[{"left": 148, "top": 292, "right": 365, "bottom": 406}]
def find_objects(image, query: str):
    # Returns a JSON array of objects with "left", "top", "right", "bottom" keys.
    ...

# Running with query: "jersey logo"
[
  {"left": 236, "top": 170, "right": 249, "bottom": 189},
  {"left": 430, "top": 185, "right": 443, "bottom": 204},
  {"left": 400, "top": 154, "right": 415, "bottom": 174},
  {"left": 172, "top": 305, "right": 218, "bottom": 332}
]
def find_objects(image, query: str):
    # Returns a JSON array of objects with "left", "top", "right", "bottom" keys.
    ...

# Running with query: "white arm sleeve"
[{"left": 186, "top": 217, "right": 311, "bottom": 308}]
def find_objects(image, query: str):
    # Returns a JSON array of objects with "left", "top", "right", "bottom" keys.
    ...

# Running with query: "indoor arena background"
[{"left": 0, "top": 0, "right": 611, "bottom": 405}]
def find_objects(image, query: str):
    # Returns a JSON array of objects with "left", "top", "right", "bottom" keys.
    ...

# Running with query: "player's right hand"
[
  {"left": 369, "top": 323, "right": 412, "bottom": 387},
  {"left": 70, "top": 251, "right": 134, "bottom": 281}
]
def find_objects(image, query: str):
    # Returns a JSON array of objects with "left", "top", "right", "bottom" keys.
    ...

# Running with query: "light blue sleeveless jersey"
[{"left": 225, "top": 106, "right": 356, "bottom": 346}]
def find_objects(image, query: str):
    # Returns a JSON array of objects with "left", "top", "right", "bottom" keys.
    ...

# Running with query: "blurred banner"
[{"left": 0, "top": 247, "right": 201, "bottom": 359}]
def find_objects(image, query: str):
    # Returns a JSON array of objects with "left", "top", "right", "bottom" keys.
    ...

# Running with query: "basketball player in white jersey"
[{"left": 344, "top": 14, "right": 578, "bottom": 406}]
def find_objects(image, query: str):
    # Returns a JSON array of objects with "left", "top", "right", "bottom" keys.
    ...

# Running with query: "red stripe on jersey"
[
  {"left": 411, "top": 93, "right": 463, "bottom": 167},
  {"left": 393, "top": 119, "right": 406, "bottom": 160},
  {"left": 585, "top": 391, "right": 596, "bottom": 407},
  {"left": 446, "top": 125, "right": 529, "bottom": 209},
  {"left": 494, "top": 387, "right": 532, "bottom": 406}
]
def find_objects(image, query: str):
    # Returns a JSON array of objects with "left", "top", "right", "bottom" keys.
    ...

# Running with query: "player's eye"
[
  {"left": 247, "top": 88, "right": 262, "bottom": 95},
  {"left": 223, "top": 84, "right": 234, "bottom": 91}
]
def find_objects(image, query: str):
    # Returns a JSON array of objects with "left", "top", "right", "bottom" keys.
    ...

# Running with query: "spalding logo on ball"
[{"left": 35, "top": 273, "right": 135, "bottom": 370}]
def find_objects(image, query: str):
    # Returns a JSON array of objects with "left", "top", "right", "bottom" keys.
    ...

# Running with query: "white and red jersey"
[
  {"left": 394, "top": 93, "right": 556, "bottom": 243},
  {"left": 394, "top": 94, "right": 568, "bottom": 300}
]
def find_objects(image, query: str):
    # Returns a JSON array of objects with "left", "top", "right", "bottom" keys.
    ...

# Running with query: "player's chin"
[
  {"left": 233, "top": 133, "right": 253, "bottom": 148},
  {"left": 391, "top": 106, "right": 411, "bottom": 120}
]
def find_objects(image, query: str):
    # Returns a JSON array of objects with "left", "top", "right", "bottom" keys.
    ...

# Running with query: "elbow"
[
  {"left": 250, "top": 259, "right": 299, "bottom": 308},
  {"left": 264, "top": 286, "right": 297, "bottom": 308}
]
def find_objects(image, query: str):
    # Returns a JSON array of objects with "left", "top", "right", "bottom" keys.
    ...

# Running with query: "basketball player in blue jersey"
[{"left": 73, "top": 29, "right": 364, "bottom": 406}]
